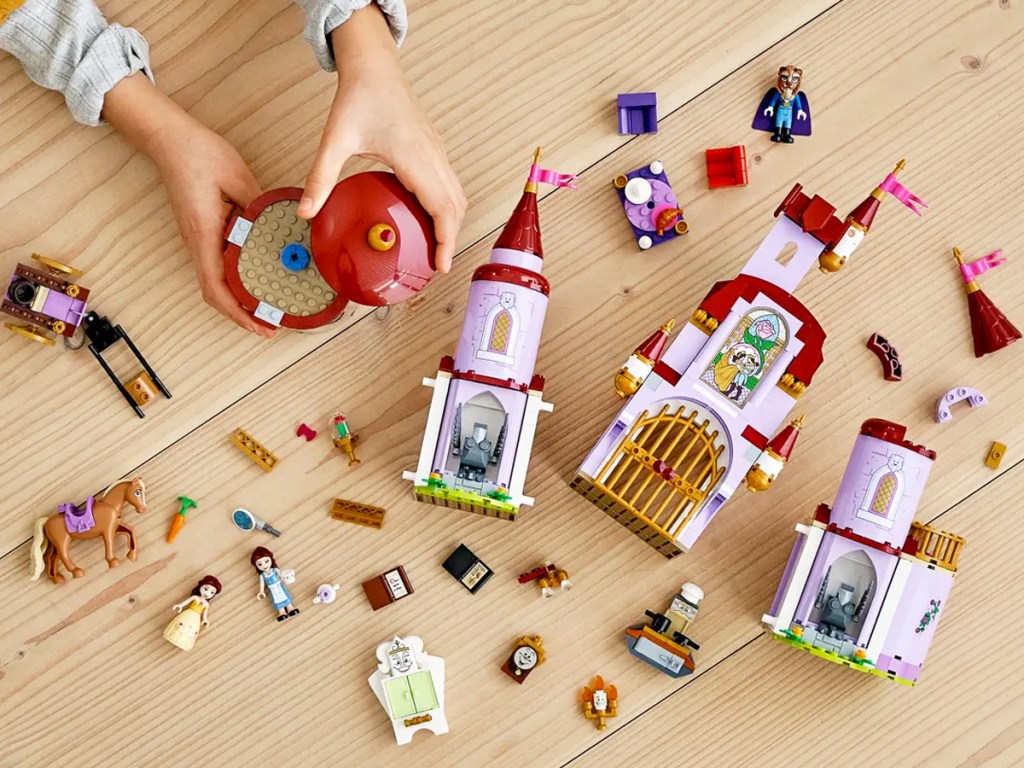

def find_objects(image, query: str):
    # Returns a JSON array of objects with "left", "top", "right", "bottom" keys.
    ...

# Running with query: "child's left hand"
[{"left": 104, "top": 75, "right": 273, "bottom": 337}]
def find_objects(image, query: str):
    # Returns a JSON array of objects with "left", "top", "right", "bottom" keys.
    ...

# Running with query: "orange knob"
[{"left": 367, "top": 223, "right": 396, "bottom": 252}]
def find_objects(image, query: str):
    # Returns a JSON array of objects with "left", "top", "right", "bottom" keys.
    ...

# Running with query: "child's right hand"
[
  {"left": 297, "top": 5, "right": 466, "bottom": 274},
  {"left": 103, "top": 75, "right": 274, "bottom": 337}
]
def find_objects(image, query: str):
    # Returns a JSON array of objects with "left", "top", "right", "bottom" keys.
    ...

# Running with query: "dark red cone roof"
[
  {"left": 968, "top": 289, "right": 1021, "bottom": 357},
  {"left": 635, "top": 320, "right": 675, "bottom": 363},
  {"left": 494, "top": 190, "right": 543, "bottom": 258},
  {"left": 768, "top": 415, "right": 804, "bottom": 461},
  {"left": 847, "top": 194, "right": 880, "bottom": 231}
]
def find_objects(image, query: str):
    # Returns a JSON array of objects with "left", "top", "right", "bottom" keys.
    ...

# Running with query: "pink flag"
[
  {"left": 529, "top": 163, "right": 578, "bottom": 189},
  {"left": 960, "top": 250, "right": 1007, "bottom": 282},
  {"left": 879, "top": 172, "right": 928, "bottom": 215}
]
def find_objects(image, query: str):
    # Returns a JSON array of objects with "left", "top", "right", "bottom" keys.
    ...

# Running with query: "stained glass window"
[{"left": 699, "top": 308, "right": 788, "bottom": 407}]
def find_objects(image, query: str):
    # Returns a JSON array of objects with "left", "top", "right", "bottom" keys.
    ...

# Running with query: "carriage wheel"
[
  {"left": 32, "top": 253, "right": 84, "bottom": 278},
  {"left": 4, "top": 322, "right": 56, "bottom": 345}
]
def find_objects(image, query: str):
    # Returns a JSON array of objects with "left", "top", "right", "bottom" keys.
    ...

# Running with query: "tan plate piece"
[{"left": 235, "top": 200, "right": 338, "bottom": 319}]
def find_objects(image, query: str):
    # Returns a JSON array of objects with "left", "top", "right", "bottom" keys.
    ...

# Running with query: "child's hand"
[
  {"left": 103, "top": 75, "right": 273, "bottom": 337},
  {"left": 153, "top": 124, "right": 272, "bottom": 337},
  {"left": 297, "top": 6, "right": 466, "bottom": 274}
]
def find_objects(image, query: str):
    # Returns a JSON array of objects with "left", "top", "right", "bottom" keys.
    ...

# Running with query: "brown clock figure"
[{"left": 501, "top": 635, "right": 545, "bottom": 684}]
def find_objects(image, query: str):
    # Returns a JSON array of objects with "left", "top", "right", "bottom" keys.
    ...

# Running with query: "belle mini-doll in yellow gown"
[{"left": 163, "top": 575, "right": 222, "bottom": 651}]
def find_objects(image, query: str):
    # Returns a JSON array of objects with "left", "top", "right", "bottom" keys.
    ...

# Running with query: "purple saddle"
[{"left": 59, "top": 497, "right": 96, "bottom": 533}]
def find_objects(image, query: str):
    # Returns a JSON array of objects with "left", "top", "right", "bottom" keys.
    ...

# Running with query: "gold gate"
[{"left": 593, "top": 404, "right": 726, "bottom": 540}]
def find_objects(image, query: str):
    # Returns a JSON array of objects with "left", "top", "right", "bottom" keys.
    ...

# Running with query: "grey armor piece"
[
  {"left": 457, "top": 422, "right": 494, "bottom": 482},
  {"left": 451, "top": 406, "right": 508, "bottom": 482},
  {"left": 814, "top": 566, "right": 874, "bottom": 640}
]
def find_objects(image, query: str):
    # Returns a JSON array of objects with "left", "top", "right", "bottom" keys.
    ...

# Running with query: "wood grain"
[
  {"left": 0, "top": 0, "right": 836, "bottom": 553},
  {"left": 1, "top": 0, "right": 1022, "bottom": 766}
]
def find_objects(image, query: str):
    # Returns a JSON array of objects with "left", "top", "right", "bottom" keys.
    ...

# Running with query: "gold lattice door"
[{"left": 593, "top": 404, "right": 726, "bottom": 539}]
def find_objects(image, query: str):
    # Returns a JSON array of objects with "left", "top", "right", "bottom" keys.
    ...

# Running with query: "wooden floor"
[{"left": 2, "top": 0, "right": 1023, "bottom": 765}]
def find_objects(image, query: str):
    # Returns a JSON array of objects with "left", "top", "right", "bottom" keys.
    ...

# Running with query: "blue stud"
[{"left": 281, "top": 243, "right": 311, "bottom": 271}]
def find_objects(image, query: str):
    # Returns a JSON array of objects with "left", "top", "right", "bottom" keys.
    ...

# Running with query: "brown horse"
[{"left": 29, "top": 477, "right": 148, "bottom": 584}]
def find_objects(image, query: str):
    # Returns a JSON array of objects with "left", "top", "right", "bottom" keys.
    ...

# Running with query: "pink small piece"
[
  {"left": 959, "top": 250, "right": 1006, "bottom": 282},
  {"left": 878, "top": 173, "right": 928, "bottom": 215},
  {"left": 296, "top": 423, "right": 317, "bottom": 441},
  {"left": 528, "top": 163, "right": 578, "bottom": 189}
]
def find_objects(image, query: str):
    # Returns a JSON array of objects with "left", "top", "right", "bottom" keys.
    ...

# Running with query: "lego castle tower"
[
  {"left": 763, "top": 419, "right": 964, "bottom": 685},
  {"left": 403, "top": 149, "right": 575, "bottom": 520},
  {"left": 572, "top": 162, "right": 925, "bottom": 557}
]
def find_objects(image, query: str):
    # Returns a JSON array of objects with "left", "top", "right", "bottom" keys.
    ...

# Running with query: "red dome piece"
[{"left": 312, "top": 172, "right": 437, "bottom": 307}]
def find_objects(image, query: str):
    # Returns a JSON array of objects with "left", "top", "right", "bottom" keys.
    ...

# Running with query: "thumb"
[{"left": 298, "top": 133, "right": 355, "bottom": 220}]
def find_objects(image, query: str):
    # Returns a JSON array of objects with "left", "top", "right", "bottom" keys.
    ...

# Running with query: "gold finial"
[
  {"left": 872, "top": 159, "right": 907, "bottom": 202},
  {"left": 661, "top": 318, "right": 676, "bottom": 334},
  {"left": 525, "top": 147, "right": 543, "bottom": 194},
  {"left": 953, "top": 246, "right": 979, "bottom": 294},
  {"left": 791, "top": 413, "right": 806, "bottom": 429}
]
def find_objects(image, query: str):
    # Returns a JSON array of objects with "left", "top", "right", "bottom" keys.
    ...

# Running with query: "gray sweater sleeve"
[
  {"left": 0, "top": 0, "right": 405, "bottom": 127},
  {"left": 0, "top": 0, "right": 152, "bottom": 126},
  {"left": 295, "top": 0, "right": 407, "bottom": 72}
]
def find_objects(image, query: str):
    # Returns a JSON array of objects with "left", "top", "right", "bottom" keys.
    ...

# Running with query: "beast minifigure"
[{"left": 752, "top": 65, "right": 811, "bottom": 143}]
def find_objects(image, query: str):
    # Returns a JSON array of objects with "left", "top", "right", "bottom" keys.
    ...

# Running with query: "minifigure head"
[
  {"left": 837, "top": 583, "right": 855, "bottom": 606},
  {"left": 499, "top": 291, "right": 516, "bottom": 309},
  {"left": 728, "top": 343, "right": 761, "bottom": 374},
  {"left": 593, "top": 689, "right": 609, "bottom": 711},
  {"left": 680, "top": 582, "right": 705, "bottom": 608},
  {"left": 472, "top": 423, "right": 488, "bottom": 443},
  {"left": 887, "top": 454, "right": 905, "bottom": 472},
  {"left": 251, "top": 546, "right": 277, "bottom": 573},
  {"left": 777, "top": 65, "right": 803, "bottom": 97},
  {"left": 192, "top": 574, "right": 223, "bottom": 600}
]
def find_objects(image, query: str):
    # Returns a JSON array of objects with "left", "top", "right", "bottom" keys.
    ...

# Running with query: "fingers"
[
  {"left": 298, "top": 123, "right": 355, "bottom": 220},
  {"left": 189, "top": 202, "right": 276, "bottom": 338},
  {"left": 200, "top": 271, "right": 275, "bottom": 338},
  {"left": 391, "top": 141, "right": 466, "bottom": 274}
]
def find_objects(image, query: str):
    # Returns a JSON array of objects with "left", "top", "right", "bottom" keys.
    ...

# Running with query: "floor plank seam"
[{"left": 560, "top": 633, "right": 768, "bottom": 767}]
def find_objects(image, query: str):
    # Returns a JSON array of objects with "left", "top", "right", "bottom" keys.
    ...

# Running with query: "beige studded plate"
[
  {"left": 237, "top": 200, "right": 337, "bottom": 317},
  {"left": 224, "top": 187, "right": 350, "bottom": 329}
]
